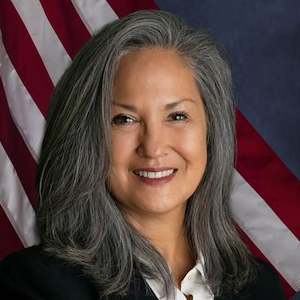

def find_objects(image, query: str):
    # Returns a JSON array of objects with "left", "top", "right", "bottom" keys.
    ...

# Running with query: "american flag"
[{"left": 0, "top": 0, "right": 299, "bottom": 298}]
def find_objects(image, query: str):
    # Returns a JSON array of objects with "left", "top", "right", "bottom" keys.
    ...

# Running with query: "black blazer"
[{"left": 0, "top": 245, "right": 286, "bottom": 300}]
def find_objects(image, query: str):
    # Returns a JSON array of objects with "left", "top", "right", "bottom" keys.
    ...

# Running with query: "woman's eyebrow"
[
  {"left": 112, "top": 102, "right": 137, "bottom": 112},
  {"left": 165, "top": 98, "right": 197, "bottom": 110},
  {"left": 112, "top": 98, "right": 197, "bottom": 112}
]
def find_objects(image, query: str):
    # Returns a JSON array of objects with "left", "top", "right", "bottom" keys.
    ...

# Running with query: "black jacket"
[{"left": 0, "top": 245, "right": 286, "bottom": 300}]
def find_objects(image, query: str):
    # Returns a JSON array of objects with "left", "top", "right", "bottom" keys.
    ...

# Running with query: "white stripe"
[
  {"left": 0, "top": 142, "right": 39, "bottom": 247},
  {"left": 231, "top": 170, "right": 300, "bottom": 291},
  {"left": 11, "top": 0, "right": 71, "bottom": 84},
  {"left": 0, "top": 35, "right": 45, "bottom": 161},
  {"left": 71, "top": 0, "right": 118, "bottom": 34}
]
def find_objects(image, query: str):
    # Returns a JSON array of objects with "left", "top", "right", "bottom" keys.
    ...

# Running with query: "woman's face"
[{"left": 107, "top": 48, "right": 207, "bottom": 221}]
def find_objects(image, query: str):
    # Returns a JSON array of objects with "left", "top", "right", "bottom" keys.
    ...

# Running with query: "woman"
[{"left": 0, "top": 10, "right": 285, "bottom": 300}]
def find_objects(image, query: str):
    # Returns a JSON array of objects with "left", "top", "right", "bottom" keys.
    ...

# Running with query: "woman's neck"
[{"left": 126, "top": 210, "right": 196, "bottom": 287}]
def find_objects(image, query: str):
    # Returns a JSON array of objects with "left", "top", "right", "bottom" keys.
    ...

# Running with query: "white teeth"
[{"left": 136, "top": 169, "right": 175, "bottom": 178}]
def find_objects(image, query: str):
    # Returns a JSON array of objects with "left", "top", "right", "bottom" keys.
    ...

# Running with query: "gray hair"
[{"left": 36, "top": 10, "right": 256, "bottom": 297}]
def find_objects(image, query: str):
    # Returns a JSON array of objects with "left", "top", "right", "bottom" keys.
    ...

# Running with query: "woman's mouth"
[
  {"left": 133, "top": 169, "right": 176, "bottom": 178},
  {"left": 132, "top": 168, "right": 177, "bottom": 185}
]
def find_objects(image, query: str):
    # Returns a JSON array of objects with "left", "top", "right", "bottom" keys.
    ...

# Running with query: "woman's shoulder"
[
  {"left": 0, "top": 245, "right": 99, "bottom": 300},
  {"left": 0, "top": 246, "right": 156, "bottom": 300},
  {"left": 217, "top": 258, "right": 286, "bottom": 300},
  {"left": 252, "top": 258, "right": 286, "bottom": 297},
  {"left": 1, "top": 244, "right": 57, "bottom": 268},
  {"left": 235, "top": 258, "right": 285, "bottom": 300}
]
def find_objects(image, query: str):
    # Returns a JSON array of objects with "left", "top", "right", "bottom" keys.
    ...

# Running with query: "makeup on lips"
[{"left": 133, "top": 168, "right": 177, "bottom": 185}]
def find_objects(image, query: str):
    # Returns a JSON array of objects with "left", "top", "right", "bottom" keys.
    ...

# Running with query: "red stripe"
[
  {"left": 0, "top": 0, "right": 53, "bottom": 117},
  {"left": 0, "top": 79, "right": 37, "bottom": 207},
  {"left": 236, "top": 111, "right": 300, "bottom": 239},
  {"left": 237, "top": 226, "right": 295, "bottom": 298},
  {"left": 40, "top": 0, "right": 91, "bottom": 59},
  {"left": 107, "top": 0, "right": 159, "bottom": 18},
  {"left": 0, "top": 206, "right": 24, "bottom": 260}
]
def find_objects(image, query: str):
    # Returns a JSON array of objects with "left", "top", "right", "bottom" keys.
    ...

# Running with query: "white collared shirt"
[{"left": 145, "top": 262, "right": 214, "bottom": 300}]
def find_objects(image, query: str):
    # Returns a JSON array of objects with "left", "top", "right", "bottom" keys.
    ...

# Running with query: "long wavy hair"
[{"left": 36, "top": 10, "right": 256, "bottom": 297}]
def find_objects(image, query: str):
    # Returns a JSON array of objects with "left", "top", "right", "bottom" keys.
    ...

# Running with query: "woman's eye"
[
  {"left": 169, "top": 112, "right": 189, "bottom": 122},
  {"left": 112, "top": 115, "right": 135, "bottom": 126}
]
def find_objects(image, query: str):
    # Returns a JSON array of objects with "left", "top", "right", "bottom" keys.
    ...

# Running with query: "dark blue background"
[{"left": 155, "top": 0, "right": 300, "bottom": 180}]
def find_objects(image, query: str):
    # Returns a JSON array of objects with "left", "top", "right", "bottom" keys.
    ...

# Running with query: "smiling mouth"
[{"left": 133, "top": 169, "right": 177, "bottom": 179}]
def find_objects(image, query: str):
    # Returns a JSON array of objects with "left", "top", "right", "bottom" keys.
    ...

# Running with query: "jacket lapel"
[{"left": 94, "top": 273, "right": 159, "bottom": 300}]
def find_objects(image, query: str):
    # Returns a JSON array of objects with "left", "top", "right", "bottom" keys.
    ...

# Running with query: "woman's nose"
[{"left": 137, "top": 123, "right": 168, "bottom": 159}]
